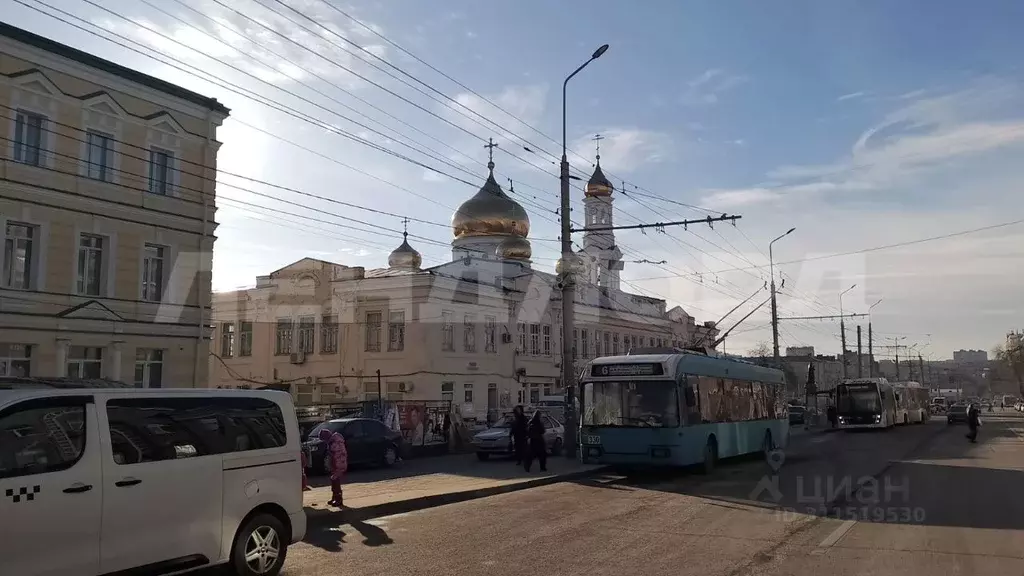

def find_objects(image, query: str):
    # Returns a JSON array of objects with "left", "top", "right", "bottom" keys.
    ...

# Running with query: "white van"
[{"left": 0, "top": 382, "right": 306, "bottom": 576}]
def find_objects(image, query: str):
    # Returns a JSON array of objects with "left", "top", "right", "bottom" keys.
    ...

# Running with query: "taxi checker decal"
[{"left": 5, "top": 485, "right": 41, "bottom": 503}]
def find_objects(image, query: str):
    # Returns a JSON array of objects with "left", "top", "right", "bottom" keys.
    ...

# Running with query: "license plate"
[{"left": 584, "top": 435, "right": 601, "bottom": 445}]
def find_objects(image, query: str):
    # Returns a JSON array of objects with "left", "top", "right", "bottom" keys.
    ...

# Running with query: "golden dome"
[
  {"left": 584, "top": 160, "right": 613, "bottom": 197},
  {"left": 496, "top": 236, "right": 532, "bottom": 261},
  {"left": 388, "top": 233, "right": 422, "bottom": 270},
  {"left": 452, "top": 163, "right": 530, "bottom": 239}
]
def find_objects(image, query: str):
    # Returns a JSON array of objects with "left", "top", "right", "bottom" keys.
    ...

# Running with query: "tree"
[
  {"left": 993, "top": 343, "right": 1024, "bottom": 397},
  {"left": 748, "top": 341, "right": 771, "bottom": 359}
]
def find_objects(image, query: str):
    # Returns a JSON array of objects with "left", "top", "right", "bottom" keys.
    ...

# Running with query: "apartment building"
[{"left": 0, "top": 23, "right": 228, "bottom": 386}]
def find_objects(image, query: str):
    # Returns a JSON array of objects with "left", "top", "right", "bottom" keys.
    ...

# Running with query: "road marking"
[
  {"left": 810, "top": 436, "right": 834, "bottom": 444},
  {"left": 809, "top": 519, "right": 856, "bottom": 555}
]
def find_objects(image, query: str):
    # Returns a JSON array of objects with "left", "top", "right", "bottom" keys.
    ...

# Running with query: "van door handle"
[
  {"left": 63, "top": 483, "right": 93, "bottom": 493},
  {"left": 115, "top": 478, "right": 142, "bottom": 487}
]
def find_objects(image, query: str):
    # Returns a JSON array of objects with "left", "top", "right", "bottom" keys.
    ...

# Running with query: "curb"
[{"left": 304, "top": 466, "right": 607, "bottom": 523}]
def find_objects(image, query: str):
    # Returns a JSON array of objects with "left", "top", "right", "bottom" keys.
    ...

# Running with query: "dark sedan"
[
  {"left": 788, "top": 405, "right": 806, "bottom": 424},
  {"left": 947, "top": 404, "right": 969, "bottom": 425},
  {"left": 303, "top": 417, "right": 403, "bottom": 474}
]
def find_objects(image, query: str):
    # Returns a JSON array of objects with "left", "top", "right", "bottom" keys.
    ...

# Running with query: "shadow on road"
[{"left": 302, "top": 516, "right": 395, "bottom": 551}]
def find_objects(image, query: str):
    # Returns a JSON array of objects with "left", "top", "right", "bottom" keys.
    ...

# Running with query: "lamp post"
[
  {"left": 769, "top": 227, "right": 795, "bottom": 362},
  {"left": 560, "top": 44, "right": 609, "bottom": 460},
  {"left": 867, "top": 298, "right": 882, "bottom": 377},
  {"left": 839, "top": 284, "right": 856, "bottom": 378}
]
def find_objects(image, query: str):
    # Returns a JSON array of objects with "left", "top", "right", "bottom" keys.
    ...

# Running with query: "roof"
[{"left": 0, "top": 22, "right": 229, "bottom": 114}]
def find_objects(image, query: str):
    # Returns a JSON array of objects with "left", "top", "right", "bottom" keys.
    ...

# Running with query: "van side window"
[
  {"left": 0, "top": 396, "right": 89, "bottom": 479},
  {"left": 106, "top": 397, "right": 288, "bottom": 465}
]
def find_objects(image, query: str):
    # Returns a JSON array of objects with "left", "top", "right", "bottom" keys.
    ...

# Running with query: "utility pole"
[
  {"left": 868, "top": 322, "right": 874, "bottom": 377},
  {"left": 769, "top": 228, "right": 796, "bottom": 363},
  {"left": 919, "top": 354, "right": 925, "bottom": 385},
  {"left": 840, "top": 318, "right": 849, "bottom": 378},
  {"left": 895, "top": 344, "right": 901, "bottom": 380},
  {"left": 857, "top": 325, "right": 863, "bottom": 378}
]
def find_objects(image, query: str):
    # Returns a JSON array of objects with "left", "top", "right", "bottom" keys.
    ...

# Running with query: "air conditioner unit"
[
  {"left": 289, "top": 351, "right": 306, "bottom": 364},
  {"left": 398, "top": 382, "right": 413, "bottom": 393},
  {"left": 501, "top": 333, "right": 513, "bottom": 344}
]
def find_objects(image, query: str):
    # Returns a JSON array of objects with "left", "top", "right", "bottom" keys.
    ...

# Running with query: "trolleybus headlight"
[{"left": 874, "top": 415, "right": 881, "bottom": 422}]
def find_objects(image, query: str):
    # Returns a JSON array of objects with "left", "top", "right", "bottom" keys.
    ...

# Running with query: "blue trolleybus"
[{"left": 579, "top": 351, "right": 788, "bottom": 471}]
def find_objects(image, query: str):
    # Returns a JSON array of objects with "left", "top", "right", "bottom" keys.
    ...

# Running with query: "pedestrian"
[
  {"left": 318, "top": 428, "right": 348, "bottom": 507},
  {"left": 511, "top": 405, "right": 528, "bottom": 465},
  {"left": 300, "top": 450, "right": 311, "bottom": 491},
  {"left": 524, "top": 410, "right": 547, "bottom": 473},
  {"left": 966, "top": 403, "right": 981, "bottom": 443},
  {"left": 442, "top": 412, "right": 451, "bottom": 444}
]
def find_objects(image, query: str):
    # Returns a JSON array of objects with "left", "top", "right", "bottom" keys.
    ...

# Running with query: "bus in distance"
[
  {"left": 835, "top": 378, "right": 897, "bottom": 429},
  {"left": 579, "top": 351, "right": 788, "bottom": 472},
  {"left": 892, "top": 381, "right": 929, "bottom": 424}
]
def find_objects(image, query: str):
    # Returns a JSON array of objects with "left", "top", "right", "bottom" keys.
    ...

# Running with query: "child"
[{"left": 300, "top": 450, "right": 311, "bottom": 491}]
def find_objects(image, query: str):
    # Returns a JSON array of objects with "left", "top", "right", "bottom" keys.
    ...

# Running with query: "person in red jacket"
[{"left": 318, "top": 428, "right": 348, "bottom": 507}]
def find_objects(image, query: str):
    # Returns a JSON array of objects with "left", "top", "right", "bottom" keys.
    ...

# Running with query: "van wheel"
[
  {"left": 701, "top": 438, "right": 717, "bottom": 475},
  {"left": 232, "top": 513, "right": 287, "bottom": 576}
]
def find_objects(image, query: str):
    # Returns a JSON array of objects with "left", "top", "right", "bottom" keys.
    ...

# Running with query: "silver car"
[{"left": 473, "top": 412, "right": 564, "bottom": 461}]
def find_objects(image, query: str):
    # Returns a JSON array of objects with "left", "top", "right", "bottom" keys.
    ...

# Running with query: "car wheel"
[
  {"left": 382, "top": 445, "right": 398, "bottom": 467},
  {"left": 552, "top": 438, "right": 563, "bottom": 455},
  {"left": 701, "top": 437, "right": 717, "bottom": 475},
  {"left": 231, "top": 513, "right": 287, "bottom": 576},
  {"left": 476, "top": 452, "right": 489, "bottom": 461}
]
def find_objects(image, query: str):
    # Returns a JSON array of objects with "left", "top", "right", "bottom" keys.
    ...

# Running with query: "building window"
[
  {"left": 530, "top": 384, "right": 540, "bottom": 404},
  {"left": 275, "top": 319, "right": 292, "bottom": 355},
  {"left": 77, "top": 234, "right": 105, "bottom": 296},
  {"left": 141, "top": 244, "right": 165, "bottom": 302},
  {"left": 441, "top": 381, "right": 454, "bottom": 403},
  {"left": 542, "top": 324, "right": 552, "bottom": 356},
  {"left": 595, "top": 331, "right": 603, "bottom": 356},
  {"left": 298, "top": 316, "right": 315, "bottom": 353},
  {"left": 149, "top": 147, "right": 175, "bottom": 195},
  {"left": 221, "top": 322, "right": 235, "bottom": 357},
  {"left": 86, "top": 130, "right": 114, "bottom": 181},
  {"left": 517, "top": 322, "right": 526, "bottom": 353},
  {"left": 133, "top": 348, "right": 163, "bottom": 388},
  {"left": 612, "top": 333, "right": 620, "bottom": 355},
  {"left": 484, "top": 316, "right": 496, "bottom": 353},
  {"left": 464, "top": 314, "right": 476, "bottom": 352},
  {"left": 13, "top": 110, "right": 45, "bottom": 166},
  {"left": 0, "top": 343, "right": 31, "bottom": 377},
  {"left": 464, "top": 382, "right": 474, "bottom": 403},
  {"left": 604, "top": 332, "right": 611, "bottom": 357},
  {"left": 573, "top": 329, "right": 578, "bottom": 360},
  {"left": 67, "top": 346, "right": 102, "bottom": 379},
  {"left": 3, "top": 222, "right": 35, "bottom": 290},
  {"left": 441, "top": 310, "right": 454, "bottom": 351},
  {"left": 365, "top": 311, "right": 382, "bottom": 352},
  {"left": 321, "top": 315, "right": 338, "bottom": 353},
  {"left": 530, "top": 324, "right": 540, "bottom": 356},
  {"left": 239, "top": 321, "right": 253, "bottom": 356},
  {"left": 581, "top": 329, "right": 589, "bottom": 358},
  {"left": 632, "top": 335, "right": 638, "bottom": 351},
  {"left": 388, "top": 310, "right": 405, "bottom": 352}
]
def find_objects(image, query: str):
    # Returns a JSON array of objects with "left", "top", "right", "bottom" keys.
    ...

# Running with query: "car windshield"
[
  {"left": 837, "top": 385, "right": 881, "bottom": 413},
  {"left": 582, "top": 380, "right": 679, "bottom": 427},
  {"left": 490, "top": 414, "right": 515, "bottom": 428},
  {"left": 950, "top": 405, "right": 967, "bottom": 412}
]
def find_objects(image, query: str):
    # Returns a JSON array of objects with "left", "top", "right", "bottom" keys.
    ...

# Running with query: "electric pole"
[
  {"left": 841, "top": 318, "right": 849, "bottom": 378},
  {"left": 769, "top": 228, "right": 796, "bottom": 363},
  {"left": 919, "top": 355, "right": 925, "bottom": 385},
  {"left": 857, "top": 325, "right": 863, "bottom": 378},
  {"left": 868, "top": 322, "right": 874, "bottom": 377}
]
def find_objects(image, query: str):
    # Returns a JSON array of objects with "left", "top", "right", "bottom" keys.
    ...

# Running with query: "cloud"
[
  {"left": 681, "top": 68, "right": 747, "bottom": 106},
  {"left": 570, "top": 128, "right": 674, "bottom": 173},
  {"left": 837, "top": 91, "right": 866, "bottom": 102},
  {"left": 701, "top": 79, "right": 1024, "bottom": 210},
  {"left": 95, "top": 0, "right": 389, "bottom": 87},
  {"left": 450, "top": 84, "right": 549, "bottom": 133}
]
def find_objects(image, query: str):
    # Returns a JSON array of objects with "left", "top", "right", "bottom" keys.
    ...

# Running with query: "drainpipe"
[{"left": 194, "top": 110, "right": 216, "bottom": 387}]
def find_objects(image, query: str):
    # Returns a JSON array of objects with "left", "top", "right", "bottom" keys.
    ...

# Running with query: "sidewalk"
[{"left": 304, "top": 453, "right": 604, "bottom": 521}]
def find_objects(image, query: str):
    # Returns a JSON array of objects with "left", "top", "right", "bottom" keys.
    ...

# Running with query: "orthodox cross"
[
  {"left": 593, "top": 133, "right": 604, "bottom": 161},
  {"left": 484, "top": 138, "right": 499, "bottom": 163},
  {"left": 401, "top": 217, "right": 409, "bottom": 239}
]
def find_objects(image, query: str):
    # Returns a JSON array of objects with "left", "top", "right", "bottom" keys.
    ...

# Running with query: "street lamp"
[
  {"left": 839, "top": 284, "right": 856, "bottom": 378},
  {"left": 560, "top": 44, "right": 609, "bottom": 460},
  {"left": 768, "top": 227, "right": 795, "bottom": 361}
]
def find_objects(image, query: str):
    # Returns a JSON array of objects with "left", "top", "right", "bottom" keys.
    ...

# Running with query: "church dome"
[
  {"left": 388, "top": 232, "right": 422, "bottom": 270},
  {"left": 584, "top": 159, "right": 613, "bottom": 198},
  {"left": 495, "top": 236, "right": 532, "bottom": 261},
  {"left": 452, "top": 161, "right": 530, "bottom": 240}
]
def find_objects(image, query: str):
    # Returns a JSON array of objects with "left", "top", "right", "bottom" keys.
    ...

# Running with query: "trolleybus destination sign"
[{"left": 590, "top": 363, "right": 665, "bottom": 377}]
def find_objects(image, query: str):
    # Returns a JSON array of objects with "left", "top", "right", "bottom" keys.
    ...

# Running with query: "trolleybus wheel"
[{"left": 762, "top": 430, "right": 775, "bottom": 459}]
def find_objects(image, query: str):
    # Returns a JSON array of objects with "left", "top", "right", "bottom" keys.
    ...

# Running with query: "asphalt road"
[{"left": 207, "top": 413, "right": 1024, "bottom": 575}]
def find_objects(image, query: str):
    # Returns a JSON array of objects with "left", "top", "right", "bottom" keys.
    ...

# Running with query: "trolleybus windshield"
[
  {"left": 582, "top": 380, "right": 679, "bottom": 427},
  {"left": 837, "top": 383, "right": 881, "bottom": 413}
]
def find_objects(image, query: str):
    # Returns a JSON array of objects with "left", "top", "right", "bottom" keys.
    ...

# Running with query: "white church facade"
[{"left": 209, "top": 153, "right": 718, "bottom": 421}]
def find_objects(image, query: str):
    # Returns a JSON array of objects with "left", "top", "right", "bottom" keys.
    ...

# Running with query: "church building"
[{"left": 209, "top": 150, "right": 718, "bottom": 421}]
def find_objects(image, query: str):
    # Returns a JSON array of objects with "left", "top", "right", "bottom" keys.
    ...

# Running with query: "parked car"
[
  {"left": 947, "top": 404, "right": 970, "bottom": 425},
  {"left": 303, "top": 418, "right": 403, "bottom": 474},
  {"left": 473, "top": 412, "right": 564, "bottom": 460},
  {"left": 788, "top": 405, "right": 807, "bottom": 424},
  {"left": 0, "top": 379, "right": 304, "bottom": 576}
]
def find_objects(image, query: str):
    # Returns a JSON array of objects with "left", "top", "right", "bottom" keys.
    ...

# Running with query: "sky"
[{"left": 7, "top": 0, "right": 1024, "bottom": 359}]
